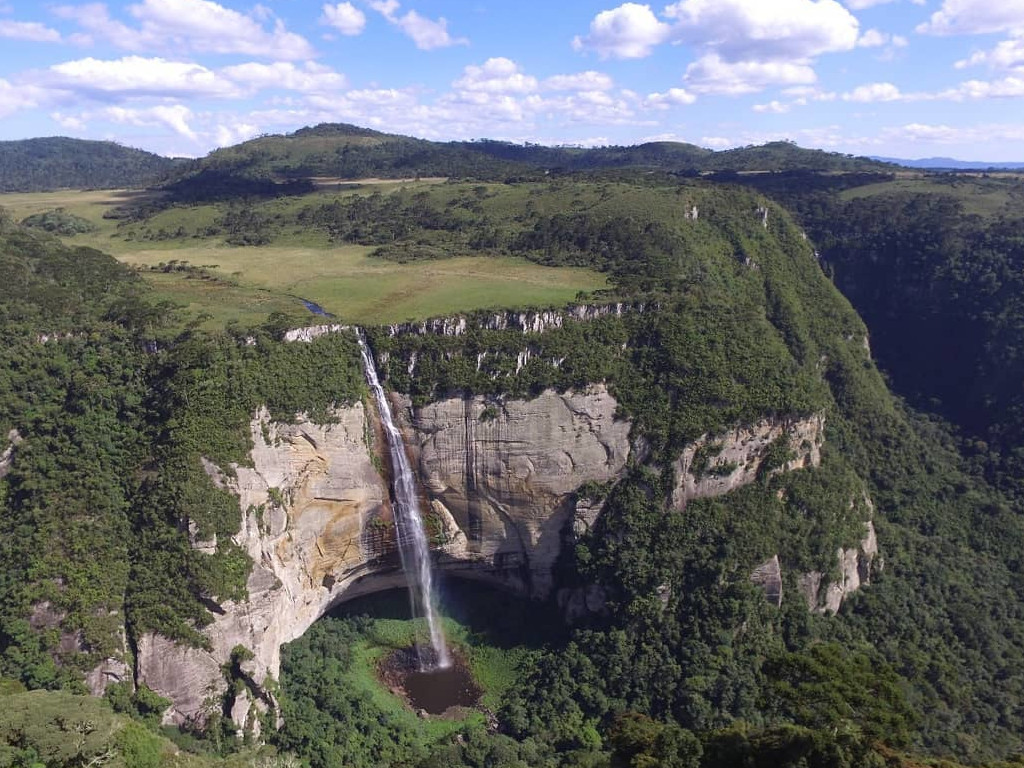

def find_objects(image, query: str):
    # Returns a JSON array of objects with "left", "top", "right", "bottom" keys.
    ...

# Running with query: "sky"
[{"left": 1, "top": 0, "right": 1024, "bottom": 160}]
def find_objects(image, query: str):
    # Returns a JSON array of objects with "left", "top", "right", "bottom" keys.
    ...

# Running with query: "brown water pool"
[{"left": 379, "top": 646, "right": 482, "bottom": 716}]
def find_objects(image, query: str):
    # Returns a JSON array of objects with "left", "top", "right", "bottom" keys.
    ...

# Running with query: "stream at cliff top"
[
  {"left": 357, "top": 330, "right": 451, "bottom": 671},
  {"left": 301, "top": 298, "right": 332, "bottom": 316}
]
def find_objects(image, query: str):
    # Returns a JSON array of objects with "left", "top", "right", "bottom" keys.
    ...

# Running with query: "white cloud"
[
  {"left": 857, "top": 28, "right": 887, "bottom": 46},
  {"left": 943, "top": 76, "right": 1024, "bottom": 99},
  {"left": 955, "top": 38, "right": 1024, "bottom": 71},
  {"left": 684, "top": 53, "right": 817, "bottom": 94},
  {"left": 571, "top": 3, "right": 670, "bottom": 59},
  {"left": 662, "top": 0, "right": 860, "bottom": 61},
  {"left": 0, "top": 78, "right": 47, "bottom": 118},
  {"left": 368, "top": 0, "right": 466, "bottom": 49},
  {"left": 917, "top": 0, "right": 1024, "bottom": 36},
  {"left": 842, "top": 81, "right": 903, "bottom": 101},
  {"left": 701, "top": 136, "right": 735, "bottom": 149},
  {"left": 53, "top": 0, "right": 315, "bottom": 60},
  {"left": 221, "top": 61, "right": 346, "bottom": 94},
  {"left": 320, "top": 2, "right": 365, "bottom": 35},
  {"left": 753, "top": 100, "right": 790, "bottom": 112},
  {"left": 46, "top": 56, "right": 239, "bottom": 98},
  {"left": 643, "top": 87, "right": 697, "bottom": 107},
  {"left": 104, "top": 103, "right": 197, "bottom": 140},
  {"left": 542, "top": 71, "right": 614, "bottom": 91},
  {"left": 0, "top": 20, "right": 61, "bottom": 42},
  {"left": 215, "top": 122, "right": 260, "bottom": 148},
  {"left": 453, "top": 58, "right": 538, "bottom": 94}
]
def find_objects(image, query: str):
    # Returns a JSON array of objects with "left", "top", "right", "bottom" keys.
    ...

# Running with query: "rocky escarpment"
[
  {"left": 132, "top": 389, "right": 874, "bottom": 733},
  {"left": 0, "top": 428, "right": 21, "bottom": 479},
  {"left": 137, "top": 405, "right": 387, "bottom": 732},
  {"left": 386, "top": 302, "right": 649, "bottom": 338},
  {"left": 671, "top": 414, "right": 825, "bottom": 509},
  {"left": 135, "top": 387, "right": 636, "bottom": 731},
  {"left": 392, "top": 385, "right": 634, "bottom": 597},
  {"left": 799, "top": 519, "right": 879, "bottom": 614}
]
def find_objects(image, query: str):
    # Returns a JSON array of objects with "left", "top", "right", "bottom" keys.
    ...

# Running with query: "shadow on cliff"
[{"left": 330, "top": 580, "right": 566, "bottom": 651}]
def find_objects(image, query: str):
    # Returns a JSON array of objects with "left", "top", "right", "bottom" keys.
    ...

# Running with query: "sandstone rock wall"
[
  {"left": 671, "top": 414, "right": 825, "bottom": 510},
  {"left": 0, "top": 428, "right": 21, "bottom": 480},
  {"left": 385, "top": 302, "right": 649, "bottom": 338},
  {"left": 393, "top": 386, "right": 633, "bottom": 597},
  {"left": 799, "top": 520, "right": 878, "bottom": 614},
  {"left": 136, "top": 387, "right": 633, "bottom": 728},
  {"left": 137, "top": 405, "right": 387, "bottom": 727}
]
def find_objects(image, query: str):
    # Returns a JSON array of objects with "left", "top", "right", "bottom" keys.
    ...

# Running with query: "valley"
[{"left": 2, "top": 127, "right": 1024, "bottom": 768}]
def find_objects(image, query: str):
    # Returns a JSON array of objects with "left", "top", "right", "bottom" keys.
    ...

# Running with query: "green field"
[
  {"left": 0, "top": 187, "right": 609, "bottom": 328},
  {"left": 839, "top": 174, "right": 1024, "bottom": 218}
]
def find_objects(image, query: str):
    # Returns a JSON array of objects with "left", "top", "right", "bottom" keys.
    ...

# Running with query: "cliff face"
[
  {"left": 392, "top": 385, "right": 634, "bottom": 597},
  {"left": 135, "top": 387, "right": 635, "bottom": 730},
  {"left": 132, "top": 390, "right": 869, "bottom": 734},
  {"left": 671, "top": 414, "right": 825, "bottom": 510},
  {"left": 137, "top": 405, "right": 387, "bottom": 731},
  {"left": 0, "top": 428, "right": 21, "bottom": 480}
]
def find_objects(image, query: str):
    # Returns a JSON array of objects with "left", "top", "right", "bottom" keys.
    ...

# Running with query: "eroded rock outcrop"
[
  {"left": 386, "top": 303, "right": 649, "bottom": 338},
  {"left": 393, "top": 386, "right": 633, "bottom": 597},
  {"left": 0, "top": 428, "right": 22, "bottom": 480},
  {"left": 671, "top": 414, "right": 824, "bottom": 510},
  {"left": 138, "top": 405, "right": 387, "bottom": 727},
  {"left": 798, "top": 520, "right": 878, "bottom": 614}
]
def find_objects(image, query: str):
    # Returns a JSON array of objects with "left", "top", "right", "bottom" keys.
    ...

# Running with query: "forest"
[{"left": 2, "top": 133, "right": 1024, "bottom": 768}]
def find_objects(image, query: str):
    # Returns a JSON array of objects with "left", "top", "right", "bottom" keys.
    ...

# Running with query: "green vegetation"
[
  {"left": 5, "top": 129, "right": 1024, "bottom": 768},
  {"left": 0, "top": 137, "right": 178, "bottom": 192},
  {"left": 20, "top": 208, "right": 97, "bottom": 236}
]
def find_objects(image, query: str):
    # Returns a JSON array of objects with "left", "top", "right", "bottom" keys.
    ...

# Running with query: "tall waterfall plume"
[{"left": 357, "top": 331, "right": 451, "bottom": 670}]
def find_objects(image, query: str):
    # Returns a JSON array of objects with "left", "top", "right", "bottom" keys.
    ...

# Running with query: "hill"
[
  {"left": 161, "top": 123, "right": 895, "bottom": 202},
  {"left": 0, "top": 137, "right": 179, "bottom": 192}
]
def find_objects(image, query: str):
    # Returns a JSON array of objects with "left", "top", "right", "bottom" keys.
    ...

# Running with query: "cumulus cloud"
[
  {"left": 844, "top": 0, "right": 924, "bottom": 8},
  {"left": 917, "top": 0, "right": 1024, "bottom": 36},
  {"left": 320, "top": 2, "right": 365, "bottom": 35},
  {"left": 663, "top": 0, "right": 860, "bottom": 61},
  {"left": 0, "top": 20, "right": 61, "bottom": 42},
  {"left": 684, "top": 53, "right": 817, "bottom": 95},
  {"left": 46, "top": 56, "right": 239, "bottom": 99},
  {"left": 368, "top": 0, "right": 466, "bottom": 49},
  {"left": 453, "top": 58, "right": 538, "bottom": 94},
  {"left": 53, "top": 0, "right": 315, "bottom": 59},
  {"left": 943, "top": 76, "right": 1024, "bottom": 99},
  {"left": 842, "top": 81, "right": 903, "bottom": 101},
  {"left": 104, "top": 103, "right": 197, "bottom": 139},
  {"left": 542, "top": 71, "right": 614, "bottom": 91},
  {"left": 0, "top": 78, "right": 48, "bottom": 118},
  {"left": 33, "top": 55, "right": 347, "bottom": 104},
  {"left": 571, "top": 3, "right": 670, "bottom": 59},
  {"left": 215, "top": 121, "right": 260, "bottom": 147},
  {"left": 573, "top": 0, "right": 860, "bottom": 94},
  {"left": 643, "top": 87, "right": 697, "bottom": 107},
  {"left": 753, "top": 100, "right": 790, "bottom": 113},
  {"left": 955, "top": 38, "right": 1024, "bottom": 71},
  {"left": 221, "top": 61, "right": 346, "bottom": 93}
]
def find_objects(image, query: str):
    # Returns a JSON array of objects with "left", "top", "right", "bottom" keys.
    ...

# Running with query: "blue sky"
[{"left": 1, "top": 0, "right": 1023, "bottom": 159}]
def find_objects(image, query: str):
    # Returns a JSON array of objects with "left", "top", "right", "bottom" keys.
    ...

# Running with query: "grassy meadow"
[
  {"left": 0, "top": 183, "right": 609, "bottom": 328},
  {"left": 838, "top": 174, "right": 1024, "bottom": 218}
]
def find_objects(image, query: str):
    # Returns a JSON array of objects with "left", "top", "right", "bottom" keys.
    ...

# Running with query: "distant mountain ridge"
[
  {"left": 0, "top": 137, "right": 181, "bottom": 192},
  {"left": 870, "top": 155, "right": 1024, "bottom": 170}
]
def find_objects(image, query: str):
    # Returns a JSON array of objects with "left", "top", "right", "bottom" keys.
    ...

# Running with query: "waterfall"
[{"left": 357, "top": 332, "right": 451, "bottom": 671}]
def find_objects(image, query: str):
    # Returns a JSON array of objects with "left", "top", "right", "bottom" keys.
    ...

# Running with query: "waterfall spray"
[{"left": 357, "top": 331, "right": 451, "bottom": 671}]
